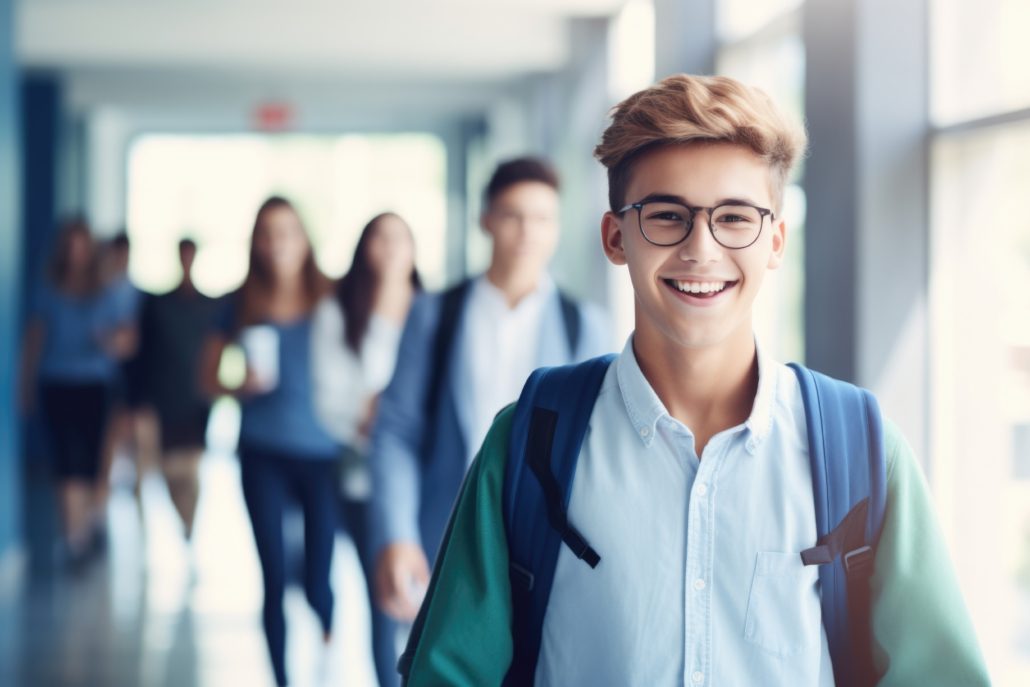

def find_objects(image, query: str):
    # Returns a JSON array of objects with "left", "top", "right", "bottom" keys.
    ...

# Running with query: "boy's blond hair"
[{"left": 594, "top": 74, "right": 808, "bottom": 213}]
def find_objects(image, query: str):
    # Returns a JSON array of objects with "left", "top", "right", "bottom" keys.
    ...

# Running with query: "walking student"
[
  {"left": 367, "top": 157, "right": 612, "bottom": 640},
  {"left": 199, "top": 197, "right": 337, "bottom": 687},
  {"left": 399, "top": 75, "right": 989, "bottom": 686},
  {"left": 310, "top": 212, "right": 422, "bottom": 687}
]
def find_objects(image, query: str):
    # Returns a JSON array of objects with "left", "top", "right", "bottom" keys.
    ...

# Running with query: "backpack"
[{"left": 503, "top": 355, "right": 887, "bottom": 687}]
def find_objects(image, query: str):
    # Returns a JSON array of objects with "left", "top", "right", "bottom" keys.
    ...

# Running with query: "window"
[
  {"left": 931, "top": 0, "right": 1030, "bottom": 126},
  {"left": 931, "top": 120, "right": 1030, "bottom": 686},
  {"left": 931, "top": 2, "right": 1030, "bottom": 683},
  {"left": 125, "top": 133, "right": 448, "bottom": 296}
]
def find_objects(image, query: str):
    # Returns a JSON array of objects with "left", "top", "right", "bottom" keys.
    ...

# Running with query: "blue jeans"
[
  {"left": 340, "top": 493, "right": 401, "bottom": 687},
  {"left": 240, "top": 446, "right": 337, "bottom": 687}
]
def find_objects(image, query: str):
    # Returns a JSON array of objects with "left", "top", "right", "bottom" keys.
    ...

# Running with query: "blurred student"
[
  {"left": 19, "top": 219, "right": 136, "bottom": 567},
  {"left": 136, "top": 239, "right": 222, "bottom": 542},
  {"left": 368, "top": 157, "right": 612, "bottom": 630},
  {"left": 97, "top": 232, "right": 147, "bottom": 522},
  {"left": 311, "top": 212, "right": 421, "bottom": 687},
  {"left": 199, "top": 197, "right": 336, "bottom": 687}
]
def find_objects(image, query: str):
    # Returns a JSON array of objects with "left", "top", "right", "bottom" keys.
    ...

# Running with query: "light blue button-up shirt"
[{"left": 535, "top": 338, "right": 835, "bottom": 686}]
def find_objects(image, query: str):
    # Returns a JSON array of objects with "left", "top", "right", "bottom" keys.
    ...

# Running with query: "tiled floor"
[{"left": 0, "top": 448, "right": 378, "bottom": 687}]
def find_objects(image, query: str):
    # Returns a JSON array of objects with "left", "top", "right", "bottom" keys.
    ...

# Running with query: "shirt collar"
[
  {"left": 744, "top": 343, "right": 777, "bottom": 452},
  {"left": 472, "top": 272, "right": 555, "bottom": 312},
  {"left": 614, "top": 336, "right": 669, "bottom": 448},
  {"left": 614, "top": 335, "right": 779, "bottom": 453}
]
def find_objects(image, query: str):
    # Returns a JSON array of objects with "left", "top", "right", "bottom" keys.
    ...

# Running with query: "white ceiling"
[
  {"left": 17, "top": 0, "right": 626, "bottom": 78},
  {"left": 15, "top": 0, "right": 628, "bottom": 122}
]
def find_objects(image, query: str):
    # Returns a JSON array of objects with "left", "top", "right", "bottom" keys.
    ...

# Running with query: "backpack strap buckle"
[{"left": 843, "top": 545, "right": 874, "bottom": 575}]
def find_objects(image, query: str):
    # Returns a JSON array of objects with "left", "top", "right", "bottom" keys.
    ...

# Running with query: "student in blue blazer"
[{"left": 367, "top": 158, "right": 612, "bottom": 642}]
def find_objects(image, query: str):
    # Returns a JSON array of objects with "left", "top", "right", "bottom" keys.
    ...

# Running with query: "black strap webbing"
[
  {"left": 526, "top": 407, "right": 600, "bottom": 568},
  {"left": 844, "top": 545, "right": 877, "bottom": 687},
  {"left": 801, "top": 499, "right": 878, "bottom": 687},
  {"left": 424, "top": 280, "right": 471, "bottom": 420},
  {"left": 557, "top": 291, "right": 581, "bottom": 357}
]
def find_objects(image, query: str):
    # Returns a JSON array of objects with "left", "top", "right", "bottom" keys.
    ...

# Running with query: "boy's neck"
[
  {"left": 484, "top": 264, "right": 544, "bottom": 308},
  {"left": 632, "top": 327, "right": 759, "bottom": 456}
]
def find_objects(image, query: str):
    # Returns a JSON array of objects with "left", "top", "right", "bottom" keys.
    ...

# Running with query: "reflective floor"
[{"left": 0, "top": 448, "right": 378, "bottom": 687}]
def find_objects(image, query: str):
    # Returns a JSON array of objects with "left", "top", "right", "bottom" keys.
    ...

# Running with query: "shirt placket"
[{"left": 683, "top": 435, "right": 726, "bottom": 687}]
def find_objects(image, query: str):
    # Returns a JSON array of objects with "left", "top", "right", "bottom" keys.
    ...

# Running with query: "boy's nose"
[{"left": 677, "top": 215, "right": 722, "bottom": 264}]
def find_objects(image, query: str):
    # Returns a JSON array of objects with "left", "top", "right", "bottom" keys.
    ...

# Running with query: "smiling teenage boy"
[{"left": 398, "top": 75, "right": 988, "bottom": 686}]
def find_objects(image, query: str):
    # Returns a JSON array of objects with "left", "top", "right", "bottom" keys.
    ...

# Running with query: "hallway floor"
[{"left": 0, "top": 448, "right": 379, "bottom": 687}]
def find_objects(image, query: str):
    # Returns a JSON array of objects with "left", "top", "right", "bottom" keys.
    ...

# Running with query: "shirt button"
[
  {"left": 693, "top": 578, "right": 706, "bottom": 591},
  {"left": 639, "top": 426, "right": 651, "bottom": 438},
  {"left": 696, "top": 483, "right": 708, "bottom": 496},
  {"left": 692, "top": 671, "right": 705, "bottom": 684}
]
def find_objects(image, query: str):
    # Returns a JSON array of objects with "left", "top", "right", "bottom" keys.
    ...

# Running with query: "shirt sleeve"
[
  {"left": 114, "top": 279, "right": 143, "bottom": 324},
  {"left": 94, "top": 283, "right": 127, "bottom": 333},
  {"left": 870, "top": 420, "right": 991, "bottom": 685},
  {"left": 310, "top": 297, "right": 364, "bottom": 446},
  {"left": 361, "top": 314, "right": 403, "bottom": 395},
  {"left": 405, "top": 406, "right": 515, "bottom": 687},
  {"left": 367, "top": 293, "right": 439, "bottom": 556}
]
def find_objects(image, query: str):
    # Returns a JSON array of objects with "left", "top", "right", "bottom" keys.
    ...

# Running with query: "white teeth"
[{"left": 673, "top": 280, "right": 728, "bottom": 294}]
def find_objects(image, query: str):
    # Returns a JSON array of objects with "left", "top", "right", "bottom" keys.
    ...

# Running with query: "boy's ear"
[
  {"left": 767, "top": 218, "right": 787, "bottom": 269},
  {"left": 601, "top": 212, "right": 627, "bottom": 266}
]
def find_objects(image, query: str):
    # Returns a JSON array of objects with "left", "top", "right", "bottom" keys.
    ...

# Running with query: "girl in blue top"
[
  {"left": 19, "top": 219, "right": 137, "bottom": 566},
  {"left": 199, "top": 196, "right": 337, "bottom": 687}
]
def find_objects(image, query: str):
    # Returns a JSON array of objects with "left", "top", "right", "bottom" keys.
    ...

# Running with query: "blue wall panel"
[{"left": 0, "top": 0, "right": 24, "bottom": 560}]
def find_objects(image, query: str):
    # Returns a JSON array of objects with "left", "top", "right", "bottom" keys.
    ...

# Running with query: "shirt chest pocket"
[{"left": 743, "top": 551, "right": 822, "bottom": 657}]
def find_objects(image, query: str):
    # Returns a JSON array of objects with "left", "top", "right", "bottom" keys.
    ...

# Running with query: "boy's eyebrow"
[
  {"left": 633, "top": 192, "right": 688, "bottom": 205},
  {"left": 633, "top": 192, "right": 766, "bottom": 208}
]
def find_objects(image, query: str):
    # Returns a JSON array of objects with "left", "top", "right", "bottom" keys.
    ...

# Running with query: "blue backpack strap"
[
  {"left": 789, "top": 363, "right": 887, "bottom": 687},
  {"left": 503, "top": 354, "right": 615, "bottom": 686}
]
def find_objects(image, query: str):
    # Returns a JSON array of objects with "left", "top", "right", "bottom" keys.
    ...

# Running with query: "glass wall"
[
  {"left": 930, "top": 103, "right": 1030, "bottom": 687},
  {"left": 930, "top": 1, "right": 1030, "bottom": 683}
]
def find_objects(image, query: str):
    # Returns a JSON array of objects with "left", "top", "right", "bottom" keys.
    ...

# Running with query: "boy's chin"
[{"left": 644, "top": 319, "right": 749, "bottom": 355}]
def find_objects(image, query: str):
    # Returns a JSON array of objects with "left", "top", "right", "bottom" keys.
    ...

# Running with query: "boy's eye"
[
  {"left": 644, "top": 204, "right": 688, "bottom": 223},
  {"left": 713, "top": 206, "right": 761, "bottom": 228}
]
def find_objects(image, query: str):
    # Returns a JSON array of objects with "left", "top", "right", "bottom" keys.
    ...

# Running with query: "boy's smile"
[
  {"left": 602, "top": 142, "right": 786, "bottom": 352},
  {"left": 663, "top": 277, "right": 739, "bottom": 306}
]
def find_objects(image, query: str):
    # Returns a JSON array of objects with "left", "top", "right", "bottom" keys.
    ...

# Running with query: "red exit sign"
[{"left": 253, "top": 102, "right": 295, "bottom": 132}]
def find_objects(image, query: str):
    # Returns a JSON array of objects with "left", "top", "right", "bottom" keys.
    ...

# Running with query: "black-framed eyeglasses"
[{"left": 617, "top": 199, "right": 774, "bottom": 249}]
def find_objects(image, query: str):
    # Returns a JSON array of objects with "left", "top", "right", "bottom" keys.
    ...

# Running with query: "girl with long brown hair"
[
  {"left": 199, "top": 196, "right": 335, "bottom": 687},
  {"left": 310, "top": 212, "right": 421, "bottom": 687}
]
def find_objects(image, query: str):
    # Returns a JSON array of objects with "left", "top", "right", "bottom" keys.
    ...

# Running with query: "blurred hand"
[
  {"left": 357, "top": 396, "right": 380, "bottom": 441},
  {"left": 375, "top": 542, "right": 430, "bottom": 622},
  {"left": 239, "top": 367, "right": 274, "bottom": 397},
  {"left": 103, "top": 325, "right": 138, "bottom": 360}
]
